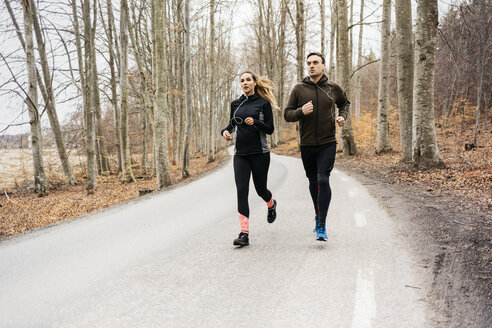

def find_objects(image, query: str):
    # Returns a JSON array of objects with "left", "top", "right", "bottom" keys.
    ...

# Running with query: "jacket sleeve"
[
  {"left": 334, "top": 85, "right": 350, "bottom": 120},
  {"left": 220, "top": 102, "right": 235, "bottom": 136},
  {"left": 284, "top": 87, "right": 304, "bottom": 122},
  {"left": 253, "top": 100, "right": 274, "bottom": 135}
]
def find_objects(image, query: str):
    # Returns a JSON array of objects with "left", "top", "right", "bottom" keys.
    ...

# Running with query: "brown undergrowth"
[{"left": 0, "top": 149, "right": 228, "bottom": 239}]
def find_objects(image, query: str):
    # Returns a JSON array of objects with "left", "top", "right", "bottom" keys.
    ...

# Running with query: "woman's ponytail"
[{"left": 255, "top": 77, "right": 278, "bottom": 110}]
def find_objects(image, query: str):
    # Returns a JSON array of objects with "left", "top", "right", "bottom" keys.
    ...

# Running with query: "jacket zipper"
[{"left": 315, "top": 85, "right": 319, "bottom": 146}]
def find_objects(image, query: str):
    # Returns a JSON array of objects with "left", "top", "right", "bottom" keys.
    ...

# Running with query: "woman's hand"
[
  {"left": 222, "top": 130, "right": 233, "bottom": 141},
  {"left": 244, "top": 117, "right": 254, "bottom": 126}
]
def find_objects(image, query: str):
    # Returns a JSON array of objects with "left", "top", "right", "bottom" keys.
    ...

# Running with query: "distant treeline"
[{"left": 0, "top": 134, "right": 29, "bottom": 149}]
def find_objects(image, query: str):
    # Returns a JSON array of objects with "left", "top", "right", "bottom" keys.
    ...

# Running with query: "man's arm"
[
  {"left": 284, "top": 87, "right": 304, "bottom": 122},
  {"left": 334, "top": 85, "right": 350, "bottom": 121}
]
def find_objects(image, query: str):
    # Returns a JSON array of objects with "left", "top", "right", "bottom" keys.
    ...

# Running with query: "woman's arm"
[{"left": 253, "top": 100, "right": 274, "bottom": 135}]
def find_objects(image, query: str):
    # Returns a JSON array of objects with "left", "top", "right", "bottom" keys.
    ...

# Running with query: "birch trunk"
[
  {"left": 395, "top": 0, "right": 413, "bottom": 162},
  {"left": 120, "top": 0, "right": 136, "bottom": 183},
  {"left": 376, "top": 0, "right": 392, "bottom": 153},
  {"left": 29, "top": 0, "right": 75, "bottom": 185},
  {"left": 182, "top": 0, "right": 192, "bottom": 178},
  {"left": 337, "top": 0, "right": 358, "bottom": 156},
  {"left": 153, "top": 0, "right": 172, "bottom": 188},
  {"left": 82, "top": 0, "right": 97, "bottom": 193},
  {"left": 22, "top": 0, "right": 47, "bottom": 195},
  {"left": 412, "top": 0, "right": 444, "bottom": 168}
]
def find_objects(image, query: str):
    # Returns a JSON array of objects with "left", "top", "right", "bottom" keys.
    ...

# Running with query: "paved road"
[{"left": 0, "top": 152, "right": 435, "bottom": 327}]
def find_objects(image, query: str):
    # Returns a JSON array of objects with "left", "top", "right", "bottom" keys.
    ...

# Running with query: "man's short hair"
[{"left": 306, "top": 52, "right": 325, "bottom": 64}]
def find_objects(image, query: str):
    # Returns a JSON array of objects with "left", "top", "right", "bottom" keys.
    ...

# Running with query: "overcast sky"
[{"left": 0, "top": 0, "right": 458, "bottom": 135}]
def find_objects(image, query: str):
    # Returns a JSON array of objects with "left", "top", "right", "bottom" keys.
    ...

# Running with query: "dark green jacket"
[{"left": 284, "top": 74, "right": 350, "bottom": 146}]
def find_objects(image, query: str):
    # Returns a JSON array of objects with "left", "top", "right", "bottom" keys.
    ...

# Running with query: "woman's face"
[{"left": 240, "top": 73, "right": 255, "bottom": 95}]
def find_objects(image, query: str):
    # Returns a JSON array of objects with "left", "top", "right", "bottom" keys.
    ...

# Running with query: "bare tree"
[
  {"left": 320, "top": 0, "right": 326, "bottom": 54},
  {"left": 329, "top": 0, "right": 337, "bottom": 80},
  {"left": 354, "top": 0, "right": 364, "bottom": 120},
  {"left": 22, "top": 0, "right": 47, "bottom": 195},
  {"left": 81, "top": 0, "right": 98, "bottom": 193},
  {"left": 120, "top": 0, "right": 136, "bottom": 183},
  {"left": 376, "top": 0, "right": 392, "bottom": 153},
  {"left": 28, "top": 0, "right": 76, "bottom": 185},
  {"left": 181, "top": 0, "right": 192, "bottom": 178},
  {"left": 153, "top": 0, "right": 172, "bottom": 188},
  {"left": 395, "top": 0, "right": 413, "bottom": 162},
  {"left": 412, "top": 0, "right": 444, "bottom": 168},
  {"left": 337, "top": 0, "right": 358, "bottom": 156},
  {"left": 295, "top": 0, "right": 306, "bottom": 82}
]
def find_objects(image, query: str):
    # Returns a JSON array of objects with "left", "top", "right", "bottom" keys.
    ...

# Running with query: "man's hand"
[
  {"left": 302, "top": 101, "right": 314, "bottom": 115},
  {"left": 336, "top": 116, "right": 345, "bottom": 127},
  {"left": 222, "top": 130, "right": 233, "bottom": 140}
]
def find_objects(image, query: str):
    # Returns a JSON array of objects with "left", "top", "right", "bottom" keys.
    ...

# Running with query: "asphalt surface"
[{"left": 0, "top": 152, "right": 436, "bottom": 327}]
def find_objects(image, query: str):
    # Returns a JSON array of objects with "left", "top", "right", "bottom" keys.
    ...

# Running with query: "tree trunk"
[
  {"left": 90, "top": 0, "right": 110, "bottom": 173},
  {"left": 412, "top": 0, "right": 444, "bottom": 168},
  {"left": 182, "top": 0, "right": 192, "bottom": 178},
  {"left": 153, "top": 0, "right": 172, "bottom": 188},
  {"left": 82, "top": 0, "right": 98, "bottom": 193},
  {"left": 395, "top": 0, "right": 413, "bottom": 162},
  {"left": 355, "top": 0, "right": 364, "bottom": 120},
  {"left": 206, "top": 0, "right": 216, "bottom": 163},
  {"left": 106, "top": 0, "right": 122, "bottom": 172},
  {"left": 295, "top": 0, "right": 306, "bottom": 82},
  {"left": 329, "top": 0, "right": 336, "bottom": 80},
  {"left": 320, "top": 0, "right": 325, "bottom": 55},
  {"left": 120, "top": 0, "right": 136, "bottom": 183},
  {"left": 22, "top": 0, "right": 47, "bottom": 196},
  {"left": 28, "top": 0, "right": 76, "bottom": 185},
  {"left": 337, "top": 0, "right": 358, "bottom": 156},
  {"left": 376, "top": 0, "right": 392, "bottom": 153},
  {"left": 473, "top": 62, "right": 485, "bottom": 146}
]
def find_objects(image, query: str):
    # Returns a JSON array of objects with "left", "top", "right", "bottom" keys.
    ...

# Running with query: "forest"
[{"left": 0, "top": 0, "right": 490, "bottom": 233}]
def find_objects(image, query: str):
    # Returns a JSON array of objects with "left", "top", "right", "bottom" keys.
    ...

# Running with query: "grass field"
[{"left": 0, "top": 148, "right": 84, "bottom": 191}]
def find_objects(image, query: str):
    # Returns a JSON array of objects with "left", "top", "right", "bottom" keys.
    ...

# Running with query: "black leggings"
[
  {"left": 234, "top": 153, "right": 272, "bottom": 218},
  {"left": 300, "top": 142, "right": 337, "bottom": 226}
]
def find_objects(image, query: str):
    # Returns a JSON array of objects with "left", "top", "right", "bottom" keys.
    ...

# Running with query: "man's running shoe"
[
  {"left": 313, "top": 214, "right": 320, "bottom": 232},
  {"left": 233, "top": 232, "right": 249, "bottom": 246},
  {"left": 267, "top": 199, "right": 277, "bottom": 223},
  {"left": 316, "top": 225, "right": 327, "bottom": 241}
]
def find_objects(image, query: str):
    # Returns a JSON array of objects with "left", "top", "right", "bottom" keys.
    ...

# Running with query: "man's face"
[{"left": 306, "top": 55, "right": 325, "bottom": 78}]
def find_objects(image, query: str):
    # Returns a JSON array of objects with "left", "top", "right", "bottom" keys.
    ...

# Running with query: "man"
[{"left": 284, "top": 52, "right": 349, "bottom": 241}]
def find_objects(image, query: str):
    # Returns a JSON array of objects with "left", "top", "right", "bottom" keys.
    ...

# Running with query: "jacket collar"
[
  {"left": 302, "top": 74, "right": 329, "bottom": 86},
  {"left": 239, "top": 92, "right": 259, "bottom": 101}
]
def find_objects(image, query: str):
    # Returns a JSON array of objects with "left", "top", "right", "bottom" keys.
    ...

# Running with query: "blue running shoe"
[
  {"left": 313, "top": 214, "right": 320, "bottom": 232},
  {"left": 316, "top": 225, "right": 327, "bottom": 241}
]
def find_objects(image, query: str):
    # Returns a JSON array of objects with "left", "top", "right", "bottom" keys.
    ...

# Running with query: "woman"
[{"left": 221, "top": 71, "right": 278, "bottom": 247}]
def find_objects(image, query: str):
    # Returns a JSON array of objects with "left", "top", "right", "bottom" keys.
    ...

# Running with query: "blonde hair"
[{"left": 240, "top": 71, "right": 278, "bottom": 109}]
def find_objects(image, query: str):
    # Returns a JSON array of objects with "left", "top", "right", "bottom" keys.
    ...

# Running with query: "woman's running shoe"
[
  {"left": 267, "top": 199, "right": 277, "bottom": 223},
  {"left": 233, "top": 232, "right": 249, "bottom": 246}
]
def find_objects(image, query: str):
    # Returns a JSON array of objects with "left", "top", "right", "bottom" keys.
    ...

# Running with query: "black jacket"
[
  {"left": 284, "top": 74, "right": 350, "bottom": 146},
  {"left": 221, "top": 93, "right": 274, "bottom": 156}
]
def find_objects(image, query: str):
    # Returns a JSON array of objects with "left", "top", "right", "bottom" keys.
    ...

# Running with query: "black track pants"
[
  {"left": 300, "top": 142, "right": 337, "bottom": 226},
  {"left": 233, "top": 153, "right": 272, "bottom": 218}
]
